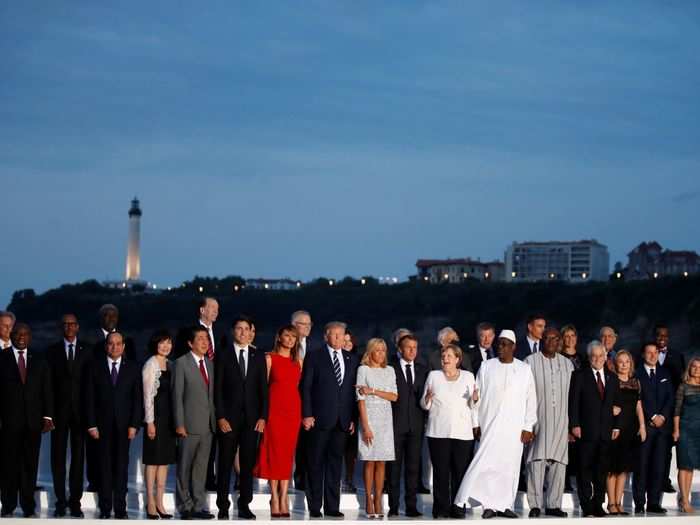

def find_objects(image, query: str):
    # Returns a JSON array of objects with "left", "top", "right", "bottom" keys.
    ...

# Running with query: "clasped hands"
[{"left": 216, "top": 418, "right": 266, "bottom": 434}]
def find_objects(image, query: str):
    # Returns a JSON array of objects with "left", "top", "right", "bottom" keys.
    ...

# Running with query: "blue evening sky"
[{"left": 2, "top": 1, "right": 699, "bottom": 307}]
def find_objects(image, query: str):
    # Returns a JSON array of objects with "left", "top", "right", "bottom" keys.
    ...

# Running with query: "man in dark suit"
[
  {"left": 515, "top": 313, "right": 546, "bottom": 361},
  {"left": 47, "top": 313, "right": 91, "bottom": 517},
  {"left": 387, "top": 334, "right": 428, "bottom": 517},
  {"left": 569, "top": 340, "right": 620, "bottom": 517},
  {"left": 85, "top": 331, "right": 142, "bottom": 519},
  {"left": 466, "top": 322, "right": 497, "bottom": 376},
  {"left": 0, "top": 310, "right": 15, "bottom": 350},
  {"left": 292, "top": 310, "right": 314, "bottom": 491},
  {"left": 301, "top": 321, "right": 359, "bottom": 518},
  {"left": 427, "top": 326, "right": 473, "bottom": 372},
  {"left": 0, "top": 323, "right": 53, "bottom": 518},
  {"left": 633, "top": 342, "right": 674, "bottom": 514},
  {"left": 214, "top": 316, "right": 268, "bottom": 520},
  {"left": 654, "top": 323, "right": 685, "bottom": 493}
]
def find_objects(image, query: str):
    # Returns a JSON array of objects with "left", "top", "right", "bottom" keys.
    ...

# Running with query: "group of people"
[{"left": 0, "top": 303, "right": 697, "bottom": 520}]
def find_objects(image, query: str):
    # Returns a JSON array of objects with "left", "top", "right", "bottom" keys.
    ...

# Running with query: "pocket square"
[{"left": 660, "top": 378, "right": 668, "bottom": 382}]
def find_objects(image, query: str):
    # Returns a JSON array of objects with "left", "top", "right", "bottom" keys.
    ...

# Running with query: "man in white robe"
[{"left": 454, "top": 330, "right": 537, "bottom": 519}]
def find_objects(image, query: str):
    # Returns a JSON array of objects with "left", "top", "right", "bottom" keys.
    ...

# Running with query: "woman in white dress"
[
  {"left": 356, "top": 338, "right": 398, "bottom": 518},
  {"left": 421, "top": 344, "right": 478, "bottom": 519}
]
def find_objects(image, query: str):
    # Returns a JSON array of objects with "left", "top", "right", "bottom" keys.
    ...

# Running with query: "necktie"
[
  {"left": 111, "top": 361, "right": 118, "bottom": 386},
  {"left": 332, "top": 351, "right": 342, "bottom": 386},
  {"left": 18, "top": 350, "right": 27, "bottom": 384},
  {"left": 239, "top": 349, "right": 246, "bottom": 379},
  {"left": 596, "top": 370, "right": 604, "bottom": 400},
  {"left": 532, "top": 342, "right": 538, "bottom": 353},
  {"left": 207, "top": 333, "right": 214, "bottom": 361},
  {"left": 68, "top": 343, "right": 74, "bottom": 362},
  {"left": 486, "top": 348, "right": 494, "bottom": 359},
  {"left": 650, "top": 368, "right": 656, "bottom": 382},
  {"left": 405, "top": 363, "right": 414, "bottom": 389},
  {"left": 199, "top": 358, "right": 209, "bottom": 386}
]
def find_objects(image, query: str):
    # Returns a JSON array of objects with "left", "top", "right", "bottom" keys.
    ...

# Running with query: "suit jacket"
[
  {"left": 47, "top": 339, "right": 92, "bottom": 424},
  {"left": 92, "top": 330, "right": 137, "bottom": 363},
  {"left": 301, "top": 346, "right": 358, "bottom": 431},
  {"left": 173, "top": 353, "right": 216, "bottom": 435},
  {"left": 390, "top": 360, "right": 428, "bottom": 435},
  {"left": 465, "top": 345, "right": 495, "bottom": 376},
  {"left": 659, "top": 349, "right": 685, "bottom": 393},
  {"left": 214, "top": 345, "right": 269, "bottom": 431},
  {"left": 636, "top": 364, "right": 673, "bottom": 433},
  {"left": 568, "top": 367, "right": 619, "bottom": 442},
  {"left": 427, "top": 346, "right": 473, "bottom": 373},
  {"left": 0, "top": 349, "right": 53, "bottom": 433},
  {"left": 85, "top": 357, "right": 142, "bottom": 433},
  {"left": 515, "top": 337, "right": 539, "bottom": 362},
  {"left": 174, "top": 322, "right": 227, "bottom": 360}
]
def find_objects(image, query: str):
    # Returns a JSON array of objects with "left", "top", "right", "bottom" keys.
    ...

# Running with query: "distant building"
[
  {"left": 416, "top": 258, "right": 505, "bottom": 283},
  {"left": 505, "top": 240, "right": 609, "bottom": 282},
  {"left": 125, "top": 197, "right": 142, "bottom": 282},
  {"left": 245, "top": 278, "right": 301, "bottom": 290},
  {"left": 625, "top": 241, "right": 700, "bottom": 279}
]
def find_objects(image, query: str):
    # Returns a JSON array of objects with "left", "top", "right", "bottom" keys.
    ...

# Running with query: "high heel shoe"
[
  {"left": 146, "top": 513, "right": 160, "bottom": 520},
  {"left": 606, "top": 504, "right": 619, "bottom": 515},
  {"left": 269, "top": 500, "right": 281, "bottom": 518},
  {"left": 156, "top": 509, "right": 173, "bottom": 519}
]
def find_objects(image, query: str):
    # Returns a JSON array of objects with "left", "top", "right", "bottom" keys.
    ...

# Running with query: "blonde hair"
[
  {"left": 361, "top": 338, "right": 388, "bottom": 367},
  {"left": 614, "top": 349, "right": 636, "bottom": 375},
  {"left": 441, "top": 343, "right": 463, "bottom": 366},
  {"left": 682, "top": 356, "right": 700, "bottom": 384}
]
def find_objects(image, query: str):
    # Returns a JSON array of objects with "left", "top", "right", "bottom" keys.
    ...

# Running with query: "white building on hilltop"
[{"left": 505, "top": 240, "right": 609, "bottom": 283}]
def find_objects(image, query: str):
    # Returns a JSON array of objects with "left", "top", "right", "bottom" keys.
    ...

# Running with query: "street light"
[
  {"left": 616, "top": 272, "right": 622, "bottom": 279},
  {"left": 329, "top": 279, "right": 335, "bottom": 286},
  {"left": 653, "top": 272, "right": 659, "bottom": 279},
  {"left": 511, "top": 271, "right": 517, "bottom": 278},
  {"left": 485, "top": 272, "right": 490, "bottom": 279},
  {"left": 198, "top": 286, "right": 204, "bottom": 293},
  {"left": 361, "top": 278, "right": 366, "bottom": 285},
  {"left": 581, "top": 272, "right": 587, "bottom": 279}
]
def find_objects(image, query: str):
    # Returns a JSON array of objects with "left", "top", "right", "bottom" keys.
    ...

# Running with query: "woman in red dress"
[{"left": 253, "top": 325, "right": 303, "bottom": 518}]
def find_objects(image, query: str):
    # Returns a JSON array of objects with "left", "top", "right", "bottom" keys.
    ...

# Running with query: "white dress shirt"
[
  {"left": 299, "top": 337, "right": 307, "bottom": 359},
  {"left": 399, "top": 357, "right": 416, "bottom": 382},
  {"left": 328, "top": 345, "right": 345, "bottom": 383},
  {"left": 591, "top": 367, "right": 606, "bottom": 386},
  {"left": 199, "top": 320, "right": 215, "bottom": 352},
  {"left": 658, "top": 349, "right": 667, "bottom": 366},
  {"left": 64, "top": 338, "right": 78, "bottom": 359},
  {"left": 233, "top": 344, "right": 249, "bottom": 375},
  {"left": 527, "top": 336, "right": 540, "bottom": 353},
  {"left": 108, "top": 356, "right": 122, "bottom": 374},
  {"left": 190, "top": 351, "right": 208, "bottom": 381}
]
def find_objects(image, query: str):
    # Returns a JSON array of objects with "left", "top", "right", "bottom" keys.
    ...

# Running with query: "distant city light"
[
  {"left": 392, "top": 277, "right": 398, "bottom": 283},
  {"left": 581, "top": 272, "right": 587, "bottom": 279},
  {"left": 443, "top": 273, "right": 449, "bottom": 280},
  {"left": 152, "top": 284, "right": 157, "bottom": 289},
  {"left": 511, "top": 271, "right": 517, "bottom": 278},
  {"left": 122, "top": 282, "right": 126, "bottom": 288},
  {"left": 423, "top": 276, "right": 429, "bottom": 281},
  {"left": 264, "top": 283, "right": 269, "bottom": 289},
  {"left": 167, "top": 286, "right": 172, "bottom": 291},
  {"left": 361, "top": 279, "right": 366, "bottom": 285},
  {"left": 549, "top": 273, "right": 555, "bottom": 279},
  {"left": 296, "top": 281, "right": 302, "bottom": 287},
  {"left": 653, "top": 272, "right": 659, "bottom": 279},
  {"left": 329, "top": 279, "right": 335, "bottom": 286},
  {"left": 683, "top": 271, "right": 689, "bottom": 277},
  {"left": 485, "top": 272, "right": 490, "bottom": 279},
  {"left": 233, "top": 285, "right": 239, "bottom": 292},
  {"left": 198, "top": 286, "right": 204, "bottom": 292},
  {"left": 616, "top": 272, "right": 622, "bottom": 279}
]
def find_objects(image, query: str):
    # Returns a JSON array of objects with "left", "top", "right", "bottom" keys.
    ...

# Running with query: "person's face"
[
  {"left": 441, "top": 348, "right": 459, "bottom": 371},
  {"left": 497, "top": 338, "right": 515, "bottom": 360},
  {"left": 157, "top": 338, "right": 173, "bottom": 358},
  {"left": 293, "top": 314, "right": 312, "bottom": 338},
  {"left": 278, "top": 329, "right": 297, "bottom": 350},
  {"left": 399, "top": 339, "right": 418, "bottom": 362},
  {"left": 394, "top": 330, "right": 410, "bottom": 348},
  {"left": 655, "top": 327, "right": 669, "bottom": 350},
  {"left": 527, "top": 319, "right": 546, "bottom": 340},
  {"left": 342, "top": 334, "right": 353, "bottom": 352},
  {"left": 439, "top": 330, "right": 459, "bottom": 348},
  {"left": 643, "top": 345, "right": 659, "bottom": 367},
  {"left": 562, "top": 329, "right": 577, "bottom": 350},
  {"left": 542, "top": 330, "right": 561, "bottom": 355},
  {"left": 600, "top": 328, "right": 617, "bottom": 352},
  {"left": 616, "top": 354, "right": 631, "bottom": 375},
  {"left": 200, "top": 299, "right": 219, "bottom": 324},
  {"left": 0, "top": 316, "right": 13, "bottom": 341},
  {"left": 370, "top": 345, "right": 386, "bottom": 367},
  {"left": 248, "top": 324, "right": 256, "bottom": 345},
  {"left": 233, "top": 321, "right": 251, "bottom": 346},
  {"left": 325, "top": 326, "right": 345, "bottom": 350},
  {"left": 689, "top": 360, "right": 700, "bottom": 380},
  {"left": 11, "top": 325, "right": 31, "bottom": 350},
  {"left": 478, "top": 328, "right": 495, "bottom": 349},
  {"left": 100, "top": 308, "right": 119, "bottom": 332},
  {"left": 106, "top": 333, "right": 125, "bottom": 360},
  {"left": 589, "top": 346, "right": 606, "bottom": 370},
  {"left": 62, "top": 314, "right": 79, "bottom": 340},
  {"left": 189, "top": 331, "right": 210, "bottom": 357}
]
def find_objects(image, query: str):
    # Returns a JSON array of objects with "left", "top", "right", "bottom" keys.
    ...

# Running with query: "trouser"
[
  {"left": 96, "top": 427, "right": 131, "bottom": 515},
  {"left": 294, "top": 427, "right": 310, "bottom": 487},
  {"left": 85, "top": 432, "right": 100, "bottom": 490},
  {"left": 633, "top": 427, "right": 668, "bottom": 507},
  {"left": 577, "top": 440, "right": 608, "bottom": 512},
  {"left": 306, "top": 424, "right": 347, "bottom": 514},
  {"left": 387, "top": 430, "right": 423, "bottom": 512},
  {"left": 176, "top": 432, "right": 213, "bottom": 513},
  {"left": 206, "top": 438, "right": 217, "bottom": 487},
  {"left": 51, "top": 415, "right": 85, "bottom": 509},
  {"left": 427, "top": 438, "right": 473, "bottom": 516},
  {"left": 0, "top": 428, "right": 41, "bottom": 515},
  {"left": 421, "top": 434, "right": 432, "bottom": 487},
  {"left": 216, "top": 425, "right": 259, "bottom": 511},
  {"left": 526, "top": 459, "right": 566, "bottom": 509}
]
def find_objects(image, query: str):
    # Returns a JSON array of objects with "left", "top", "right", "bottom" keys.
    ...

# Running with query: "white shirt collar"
[
  {"left": 107, "top": 356, "right": 122, "bottom": 366},
  {"left": 234, "top": 343, "right": 249, "bottom": 352},
  {"left": 527, "top": 335, "right": 539, "bottom": 350},
  {"left": 1, "top": 338, "right": 11, "bottom": 349},
  {"left": 644, "top": 363, "right": 656, "bottom": 375},
  {"left": 591, "top": 366, "right": 606, "bottom": 384}
]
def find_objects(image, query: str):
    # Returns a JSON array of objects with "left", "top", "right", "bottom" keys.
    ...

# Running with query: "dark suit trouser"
[
  {"left": 388, "top": 430, "right": 423, "bottom": 512},
  {"left": 307, "top": 424, "right": 346, "bottom": 514},
  {"left": 97, "top": 427, "right": 131, "bottom": 515},
  {"left": 577, "top": 441, "right": 608, "bottom": 512},
  {"left": 294, "top": 427, "right": 310, "bottom": 487},
  {"left": 51, "top": 415, "right": 85, "bottom": 509},
  {"left": 85, "top": 432, "right": 100, "bottom": 490},
  {"left": 633, "top": 427, "right": 668, "bottom": 507},
  {"left": 427, "top": 438, "right": 473, "bottom": 516},
  {"left": 206, "top": 437, "right": 217, "bottom": 487},
  {"left": 0, "top": 428, "right": 41, "bottom": 514},
  {"left": 216, "top": 426, "right": 258, "bottom": 511}
]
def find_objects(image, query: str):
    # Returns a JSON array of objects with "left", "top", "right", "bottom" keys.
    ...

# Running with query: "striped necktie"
[{"left": 332, "top": 350, "right": 342, "bottom": 386}]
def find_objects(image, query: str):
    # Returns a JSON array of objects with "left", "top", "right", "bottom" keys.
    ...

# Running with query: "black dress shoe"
[
  {"left": 180, "top": 510, "right": 192, "bottom": 520},
  {"left": 1, "top": 511, "right": 14, "bottom": 518},
  {"left": 55, "top": 505, "right": 67, "bottom": 517},
  {"left": 71, "top": 508, "right": 85, "bottom": 518},
  {"left": 482, "top": 509, "right": 497, "bottom": 519},
  {"left": 99, "top": 513, "right": 112, "bottom": 519},
  {"left": 238, "top": 507, "right": 256, "bottom": 520},
  {"left": 592, "top": 507, "right": 607, "bottom": 517},
  {"left": 663, "top": 480, "right": 676, "bottom": 493},
  {"left": 217, "top": 510, "right": 229, "bottom": 520},
  {"left": 324, "top": 511, "right": 344, "bottom": 518},
  {"left": 23, "top": 511, "right": 37, "bottom": 518},
  {"left": 646, "top": 505, "right": 667, "bottom": 514},
  {"left": 405, "top": 508, "right": 422, "bottom": 518},
  {"left": 497, "top": 509, "right": 518, "bottom": 518},
  {"left": 450, "top": 505, "right": 466, "bottom": 519},
  {"left": 388, "top": 509, "right": 399, "bottom": 517},
  {"left": 115, "top": 511, "right": 129, "bottom": 519},
  {"left": 192, "top": 510, "right": 215, "bottom": 520},
  {"left": 309, "top": 510, "right": 323, "bottom": 518},
  {"left": 528, "top": 508, "right": 540, "bottom": 517},
  {"left": 544, "top": 508, "right": 567, "bottom": 517},
  {"left": 634, "top": 504, "right": 645, "bottom": 513},
  {"left": 147, "top": 513, "right": 160, "bottom": 520},
  {"left": 417, "top": 484, "right": 431, "bottom": 494}
]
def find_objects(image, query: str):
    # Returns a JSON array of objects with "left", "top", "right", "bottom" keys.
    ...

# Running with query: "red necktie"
[
  {"left": 18, "top": 350, "right": 27, "bottom": 384},
  {"left": 596, "top": 371, "right": 604, "bottom": 400},
  {"left": 199, "top": 358, "right": 209, "bottom": 386},
  {"left": 207, "top": 334, "right": 215, "bottom": 361}
]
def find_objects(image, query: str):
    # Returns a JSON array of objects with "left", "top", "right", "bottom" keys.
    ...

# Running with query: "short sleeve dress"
[{"left": 356, "top": 365, "right": 397, "bottom": 461}]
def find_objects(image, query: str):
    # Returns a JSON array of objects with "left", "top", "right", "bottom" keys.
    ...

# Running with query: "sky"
[{"left": 2, "top": 1, "right": 700, "bottom": 307}]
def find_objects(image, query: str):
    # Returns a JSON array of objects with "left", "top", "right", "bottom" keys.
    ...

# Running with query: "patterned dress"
[{"left": 356, "top": 365, "right": 397, "bottom": 461}]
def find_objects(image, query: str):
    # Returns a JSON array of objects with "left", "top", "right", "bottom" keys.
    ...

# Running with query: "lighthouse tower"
[{"left": 125, "top": 197, "right": 142, "bottom": 281}]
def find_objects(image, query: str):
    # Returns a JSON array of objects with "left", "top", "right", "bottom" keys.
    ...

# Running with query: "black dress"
[
  {"left": 608, "top": 378, "right": 641, "bottom": 474},
  {"left": 142, "top": 369, "right": 176, "bottom": 465}
]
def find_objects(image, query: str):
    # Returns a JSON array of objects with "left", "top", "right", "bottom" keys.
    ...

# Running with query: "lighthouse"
[{"left": 125, "top": 197, "right": 142, "bottom": 281}]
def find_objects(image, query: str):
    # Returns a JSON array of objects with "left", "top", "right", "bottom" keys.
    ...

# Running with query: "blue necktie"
[
  {"left": 111, "top": 361, "right": 118, "bottom": 386},
  {"left": 332, "top": 351, "right": 342, "bottom": 386}
]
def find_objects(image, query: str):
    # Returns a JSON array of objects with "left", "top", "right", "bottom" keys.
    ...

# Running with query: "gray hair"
[
  {"left": 392, "top": 328, "right": 412, "bottom": 346},
  {"left": 0, "top": 310, "right": 16, "bottom": 325},
  {"left": 324, "top": 321, "right": 347, "bottom": 334},
  {"left": 98, "top": 304, "right": 119, "bottom": 316},
  {"left": 437, "top": 326, "right": 458, "bottom": 346},
  {"left": 587, "top": 339, "right": 605, "bottom": 357},
  {"left": 599, "top": 326, "right": 617, "bottom": 337},
  {"left": 291, "top": 310, "right": 311, "bottom": 323}
]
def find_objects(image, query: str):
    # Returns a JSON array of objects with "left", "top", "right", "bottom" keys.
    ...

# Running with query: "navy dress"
[{"left": 675, "top": 383, "right": 700, "bottom": 469}]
